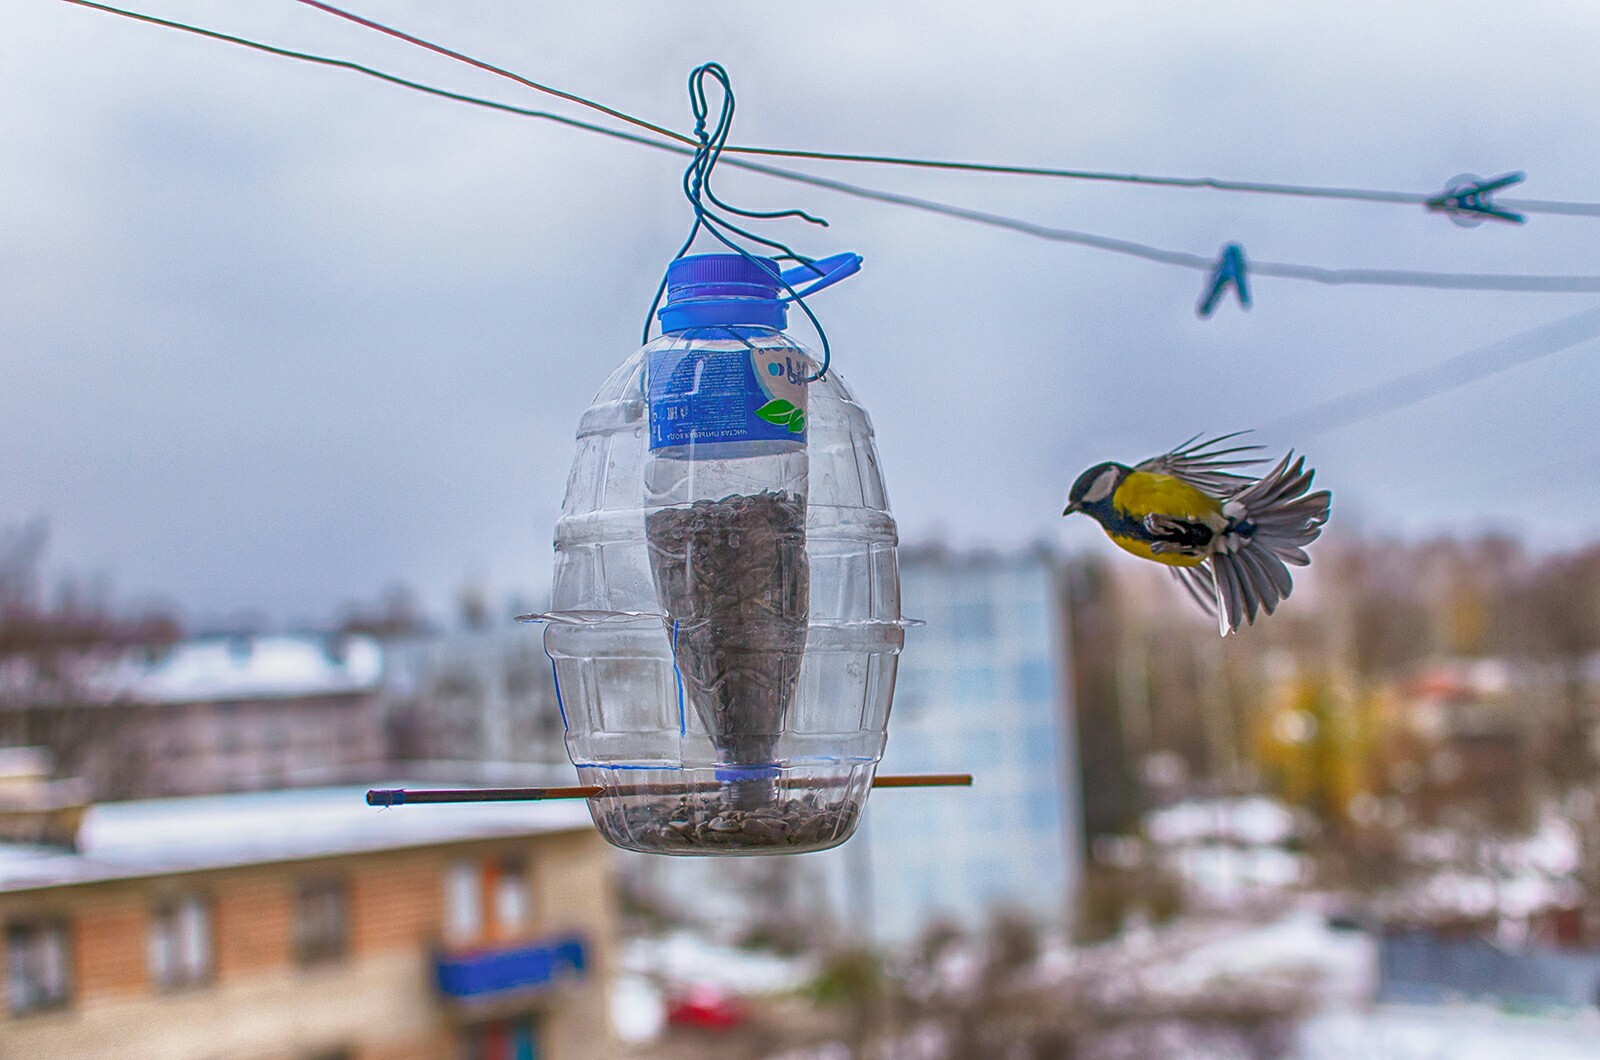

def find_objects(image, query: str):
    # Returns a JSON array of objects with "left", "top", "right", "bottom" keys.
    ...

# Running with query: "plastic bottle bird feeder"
[{"left": 535, "top": 251, "right": 905, "bottom": 855}]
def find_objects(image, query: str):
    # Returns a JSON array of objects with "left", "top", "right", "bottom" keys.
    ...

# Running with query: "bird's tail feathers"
[{"left": 1207, "top": 453, "right": 1332, "bottom": 635}]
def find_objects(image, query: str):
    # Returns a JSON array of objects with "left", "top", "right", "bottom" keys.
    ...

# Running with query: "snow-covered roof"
[
  {"left": 109, "top": 635, "right": 383, "bottom": 704},
  {"left": 0, "top": 785, "right": 594, "bottom": 893}
]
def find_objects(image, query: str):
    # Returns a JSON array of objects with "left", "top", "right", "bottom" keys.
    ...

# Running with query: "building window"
[
  {"left": 953, "top": 664, "right": 999, "bottom": 703},
  {"left": 462, "top": 1016, "right": 540, "bottom": 1060},
  {"left": 445, "top": 861, "right": 484, "bottom": 944},
  {"left": 293, "top": 880, "right": 349, "bottom": 966},
  {"left": 1018, "top": 597, "right": 1051, "bottom": 639},
  {"left": 6, "top": 920, "right": 71, "bottom": 1015},
  {"left": 149, "top": 895, "right": 212, "bottom": 990},
  {"left": 446, "top": 858, "right": 533, "bottom": 945},
  {"left": 1016, "top": 659, "right": 1053, "bottom": 703},
  {"left": 1024, "top": 724, "right": 1060, "bottom": 768},
  {"left": 951, "top": 599, "right": 997, "bottom": 640},
  {"left": 493, "top": 859, "right": 530, "bottom": 937},
  {"left": 532, "top": 704, "right": 563, "bottom": 741}
]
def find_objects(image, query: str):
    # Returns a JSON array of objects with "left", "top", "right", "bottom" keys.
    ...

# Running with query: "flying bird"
[{"left": 1062, "top": 433, "right": 1331, "bottom": 635}]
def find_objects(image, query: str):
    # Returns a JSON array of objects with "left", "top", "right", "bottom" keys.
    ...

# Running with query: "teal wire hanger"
[{"left": 641, "top": 62, "right": 849, "bottom": 381}]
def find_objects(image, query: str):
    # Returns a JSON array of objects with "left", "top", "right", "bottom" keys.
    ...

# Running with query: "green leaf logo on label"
[
  {"left": 755, "top": 399, "right": 798, "bottom": 426},
  {"left": 788, "top": 409, "right": 806, "bottom": 433}
]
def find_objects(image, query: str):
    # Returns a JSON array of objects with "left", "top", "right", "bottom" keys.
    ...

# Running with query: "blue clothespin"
[
  {"left": 1197, "top": 242, "right": 1250, "bottom": 318},
  {"left": 1427, "top": 172, "right": 1526, "bottom": 227}
]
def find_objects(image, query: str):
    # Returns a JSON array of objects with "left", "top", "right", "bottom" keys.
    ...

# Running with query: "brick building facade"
[{"left": 0, "top": 786, "right": 616, "bottom": 1058}]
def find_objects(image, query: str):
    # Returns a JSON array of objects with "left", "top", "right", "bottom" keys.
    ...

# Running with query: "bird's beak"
[{"left": 1062, "top": 502, "right": 1079, "bottom": 517}]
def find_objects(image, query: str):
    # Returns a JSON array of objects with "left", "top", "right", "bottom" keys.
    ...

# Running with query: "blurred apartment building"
[
  {"left": 379, "top": 625, "right": 572, "bottom": 783},
  {"left": 812, "top": 545, "right": 1085, "bottom": 944},
  {"left": 0, "top": 765, "right": 616, "bottom": 1059},
  {"left": 0, "top": 634, "right": 389, "bottom": 800}
]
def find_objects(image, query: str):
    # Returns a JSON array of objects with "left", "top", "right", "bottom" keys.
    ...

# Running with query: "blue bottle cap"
[
  {"left": 656, "top": 252, "right": 864, "bottom": 335},
  {"left": 666, "top": 253, "right": 782, "bottom": 296},
  {"left": 660, "top": 254, "right": 787, "bottom": 333}
]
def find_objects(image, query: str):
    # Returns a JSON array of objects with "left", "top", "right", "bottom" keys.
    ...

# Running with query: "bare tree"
[
  {"left": 0, "top": 521, "right": 179, "bottom": 797},
  {"left": 337, "top": 581, "right": 430, "bottom": 639}
]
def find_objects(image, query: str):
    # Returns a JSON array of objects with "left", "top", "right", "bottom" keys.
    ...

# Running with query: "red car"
[{"left": 667, "top": 985, "right": 748, "bottom": 1031}]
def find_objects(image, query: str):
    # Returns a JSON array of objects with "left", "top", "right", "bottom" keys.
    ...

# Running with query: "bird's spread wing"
[
  {"left": 1171, "top": 557, "right": 1258, "bottom": 636},
  {"left": 1135, "top": 431, "right": 1266, "bottom": 496}
]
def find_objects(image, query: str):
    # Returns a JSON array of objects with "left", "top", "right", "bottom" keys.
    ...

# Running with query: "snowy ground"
[
  {"left": 1170, "top": 908, "right": 1600, "bottom": 1059},
  {"left": 1299, "top": 1005, "right": 1600, "bottom": 1060},
  {"left": 615, "top": 909, "right": 1600, "bottom": 1058}
]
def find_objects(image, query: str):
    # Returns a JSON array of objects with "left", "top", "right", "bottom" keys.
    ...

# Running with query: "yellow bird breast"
[
  {"left": 1105, "top": 471, "right": 1222, "bottom": 568},
  {"left": 1112, "top": 471, "right": 1224, "bottom": 522}
]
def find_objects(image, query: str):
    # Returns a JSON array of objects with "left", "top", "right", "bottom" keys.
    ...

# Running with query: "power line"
[
  {"left": 290, "top": 0, "right": 690, "bottom": 147},
  {"left": 55, "top": 0, "right": 1600, "bottom": 298},
  {"left": 714, "top": 163, "right": 1600, "bottom": 293},
  {"left": 57, "top": 0, "right": 650, "bottom": 138},
  {"left": 286, "top": 0, "right": 1600, "bottom": 221},
  {"left": 1265, "top": 305, "right": 1600, "bottom": 437},
  {"left": 727, "top": 148, "right": 1600, "bottom": 220},
  {"left": 65, "top": 0, "right": 1600, "bottom": 221}
]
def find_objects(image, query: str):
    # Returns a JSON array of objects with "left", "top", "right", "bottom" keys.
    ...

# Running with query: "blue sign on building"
[{"left": 436, "top": 935, "right": 587, "bottom": 1001}]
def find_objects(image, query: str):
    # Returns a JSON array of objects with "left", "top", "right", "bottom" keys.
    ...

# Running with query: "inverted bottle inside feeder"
[{"left": 541, "top": 252, "right": 906, "bottom": 855}]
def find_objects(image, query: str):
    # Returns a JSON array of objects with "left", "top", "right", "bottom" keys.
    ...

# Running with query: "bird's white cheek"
[{"left": 1085, "top": 469, "right": 1118, "bottom": 503}]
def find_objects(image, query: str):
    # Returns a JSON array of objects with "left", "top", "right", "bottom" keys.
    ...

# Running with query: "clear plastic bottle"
[
  {"left": 643, "top": 259, "right": 820, "bottom": 808},
  {"left": 543, "top": 252, "right": 903, "bottom": 855}
]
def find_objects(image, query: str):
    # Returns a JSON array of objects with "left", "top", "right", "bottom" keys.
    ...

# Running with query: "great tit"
[{"left": 1062, "top": 432, "right": 1331, "bottom": 635}]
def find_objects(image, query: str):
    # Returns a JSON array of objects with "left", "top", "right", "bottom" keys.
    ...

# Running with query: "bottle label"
[{"left": 648, "top": 344, "right": 809, "bottom": 450}]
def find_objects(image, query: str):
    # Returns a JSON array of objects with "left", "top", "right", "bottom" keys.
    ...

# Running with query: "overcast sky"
[{"left": 5, "top": 1, "right": 1600, "bottom": 626}]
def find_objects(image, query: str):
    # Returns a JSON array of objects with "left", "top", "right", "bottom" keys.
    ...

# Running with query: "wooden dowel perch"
[{"left": 367, "top": 773, "right": 972, "bottom": 807}]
